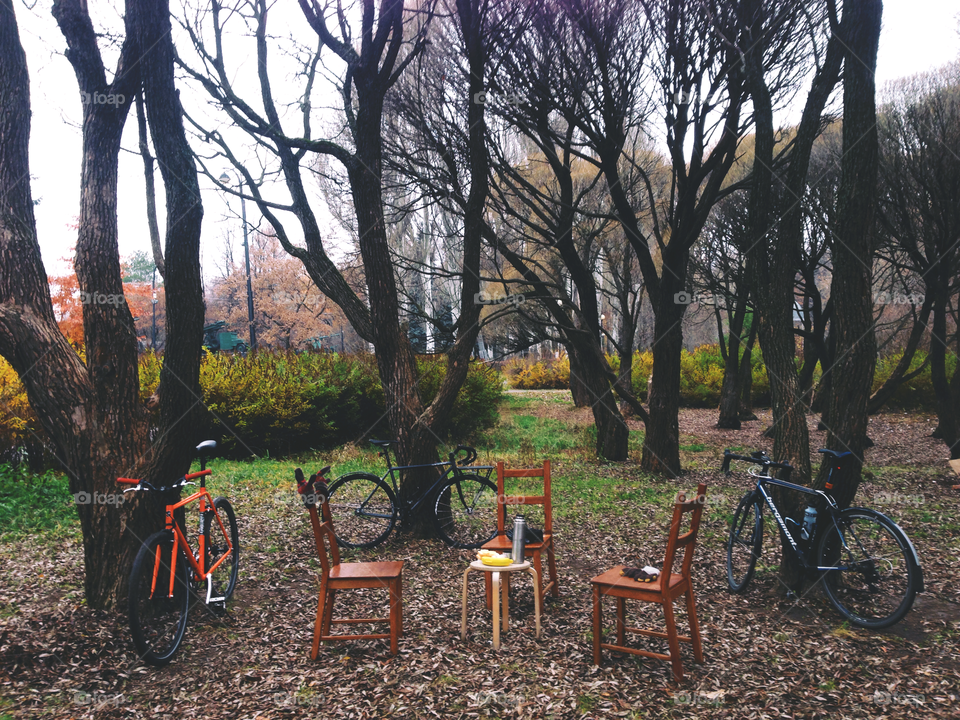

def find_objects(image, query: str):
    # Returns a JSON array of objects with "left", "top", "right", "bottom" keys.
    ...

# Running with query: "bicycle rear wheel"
[
  {"left": 727, "top": 493, "right": 763, "bottom": 593},
  {"left": 128, "top": 531, "right": 190, "bottom": 666},
  {"left": 818, "top": 507, "right": 920, "bottom": 629},
  {"left": 434, "top": 473, "right": 498, "bottom": 548},
  {"left": 205, "top": 497, "right": 239, "bottom": 604},
  {"left": 326, "top": 473, "right": 398, "bottom": 548}
]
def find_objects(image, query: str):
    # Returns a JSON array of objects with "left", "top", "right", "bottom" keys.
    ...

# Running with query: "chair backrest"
[
  {"left": 495, "top": 460, "right": 552, "bottom": 535},
  {"left": 306, "top": 498, "right": 340, "bottom": 575},
  {"left": 660, "top": 484, "right": 707, "bottom": 579}
]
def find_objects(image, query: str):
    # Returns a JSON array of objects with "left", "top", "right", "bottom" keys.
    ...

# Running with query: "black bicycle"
[
  {"left": 326, "top": 440, "right": 496, "bottom": 549},
  {"left": 723, "top": 448, "right": 923, "bottom": 629}
]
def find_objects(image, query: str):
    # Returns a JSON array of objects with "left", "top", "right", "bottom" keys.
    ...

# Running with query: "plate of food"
[{"left": 477, "top": 550, "right": 512, "bottom": 566}]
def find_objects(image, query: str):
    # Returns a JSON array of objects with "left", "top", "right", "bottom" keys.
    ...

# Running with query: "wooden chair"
[
  {"left": 481, "top": 460, "right": 558, "bottom": 607},
  {"left": 591, "top": 484, "right": 707, "bottom": 682},
  {"left": 300, "top": 474, "right": 403, "bottom": 657}
]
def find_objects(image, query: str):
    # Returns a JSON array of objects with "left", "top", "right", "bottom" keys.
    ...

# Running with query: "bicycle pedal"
[{"left": 206, "top": 598, "right": 227, "bottom": 614}]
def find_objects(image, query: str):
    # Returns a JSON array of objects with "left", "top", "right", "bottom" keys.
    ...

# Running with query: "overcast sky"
[{"left": 15, "top": 1, "right": 960, "bottom": 280}]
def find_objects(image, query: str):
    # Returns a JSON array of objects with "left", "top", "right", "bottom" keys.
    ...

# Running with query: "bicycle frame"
[
  {"left": 123, "top": 468, "right": 235, "bottom": 605},
  {"left": 748, "top": 469, "right": 845, "bottom": 571},
  {"left": 377, "top": 445, "right": 493, "bottom": 516}
]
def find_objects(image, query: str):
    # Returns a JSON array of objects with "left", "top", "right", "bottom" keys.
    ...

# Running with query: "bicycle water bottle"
[
  {"left": 801, "top": 505, "right": 818, "bottom": 541},
  {"left": 511, "top": 515, "right": 527, "bottom": 563}
]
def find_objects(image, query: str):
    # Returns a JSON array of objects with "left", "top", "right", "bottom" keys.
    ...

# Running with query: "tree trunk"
[
  {"left": 641, "top": 290, "right": 683, "bottom": 476},
  {"left": 717, "top": 290, "right": 751, "bottom": 429},
  {"left": 929, "top": 283, "right": 960, "bottom": 457},
  {"left": 868, "top": 294, "right": 932, "bottom": 413},
  {"left": 738, "top": 320, "right": 758, "bottom": 420},
  {"left": 813, "top": 0, "right": 883, "bottom": 508},
  {"left": 569, "top": 351, "right": 592, "bottom": 407},
  {"left": 568, "top": 341, "right": 629, "bottom": 460},
  {"left": 0, "top": 0, "right": 205, "bottom": 609}
]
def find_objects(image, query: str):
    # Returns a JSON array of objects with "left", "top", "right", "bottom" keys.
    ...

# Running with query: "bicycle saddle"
[
  {"left": 818, "top": 448, "right": 853, "bottom": 461},
  {"left": 369, "top": 439, "right": 397, "bottom": 448}
]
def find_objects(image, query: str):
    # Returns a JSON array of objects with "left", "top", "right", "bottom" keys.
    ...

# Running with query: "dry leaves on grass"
[{"left": 2, "top": 408, "right": 959, "bottom": 719}]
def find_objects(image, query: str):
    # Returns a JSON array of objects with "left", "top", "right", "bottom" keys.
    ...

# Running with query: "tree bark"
[
  {"left": 813, "top": 0, "right": 883, "bottom": 507},
  {"left": 738, "top": 319, "right": 758, "bottom": 420},
  {"left": 0, "top": 0, "right": 204, "bottom": 608},
  {"left": 929, "top": 281, "right": 960, "bottom": 457},
  {"left": 867, "top": 294, "right": 932, "bottom": 413},
  {"left": 641, "top": 288, "right": 684, "bottom": 476},
  {"left": 717, "top": 286, "right": 752, "bottom": 428}
]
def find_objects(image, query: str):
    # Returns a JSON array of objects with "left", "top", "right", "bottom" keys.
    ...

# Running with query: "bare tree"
[
  {"left": 872, "top": 63, "right": 960, "bottom": 457},
  {"left": 0, "top": 0, "right": 204, "bottom": 608},
  {"left": 179, "top": 0, "right": 495, "bottom": 528}
]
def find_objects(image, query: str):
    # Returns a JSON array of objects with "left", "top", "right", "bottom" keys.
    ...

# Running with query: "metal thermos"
[{"left": 511, "top": 515, "right": 527, "bottom": 563}]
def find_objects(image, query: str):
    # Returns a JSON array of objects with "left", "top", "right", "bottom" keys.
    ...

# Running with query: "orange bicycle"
[{"left": 117, "top": 441, "right": 239, "bottom": 666}]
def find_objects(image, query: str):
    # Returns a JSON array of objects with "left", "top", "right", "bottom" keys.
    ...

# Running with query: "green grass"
[{"left": 0, "top": 464, "right": 78, "bottom": 539}]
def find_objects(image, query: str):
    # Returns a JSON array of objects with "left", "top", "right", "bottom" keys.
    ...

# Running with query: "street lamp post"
[{"left": 219, "top": 172, "right": 256, "bottom": 349}]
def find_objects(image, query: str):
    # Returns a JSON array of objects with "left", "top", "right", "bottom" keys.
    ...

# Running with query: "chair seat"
[
  {"left": 330, "top": 561, "right": 404, "bottom": 581},
  {"left": 481, "top": 534, "right": 551, "bottom": 553},
  {"left": 591, "top": 566, "right": 686, "bottom": 596},
  {"left": 591, "top": 484, "right": 707, "bottom": 682}
]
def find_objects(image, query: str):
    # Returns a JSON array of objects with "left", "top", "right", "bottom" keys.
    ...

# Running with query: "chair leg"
[
  {"left": 686, "top": 587, "right": 703, "bottom": 664},
  {"left": 397, "top": 573, "right": 404, "bottom": 637},
  {"left": 323, "top": 589, "right": 336, "bottom": 638},
  {"left": 661, "top": 598, "right": 684, "bottom": 683},
  {"left": 547, "top": 543, "right": 559, "bottom": 597},
  {"left": 311, "top": 586, "right": 327, "bottom": 660},
  {"left": 388, "top": 578, "right": 401, "bottom": 656},
  {"left": 484, "top": 572, "right": 493, "bottom": 610},
  {"left": 592, "top": 585, "right": 602, "bottom": 665},
  {"left": 615, "top": 597, "right": 626, "bottom": 646}
]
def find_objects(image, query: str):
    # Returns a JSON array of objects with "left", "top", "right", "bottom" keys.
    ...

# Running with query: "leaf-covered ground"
[{"left": 1, "top": 403, "right": 958, "bottom": 719}]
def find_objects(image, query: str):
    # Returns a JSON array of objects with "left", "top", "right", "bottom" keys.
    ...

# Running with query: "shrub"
[
  {"left": 0, "top": 357, "right": 46, "bottom": 468},
  {"left": 872, "top": 349, "right": 954, "bottom": 410},
  {"left": 505, "top": 353, "right": 570, "bottom": 389},
  {"left": 416, "top": 357, "right": 504, "bottom": 438},
  {"left": 199, "top": 351, "right": 503, "bottom": 456}
]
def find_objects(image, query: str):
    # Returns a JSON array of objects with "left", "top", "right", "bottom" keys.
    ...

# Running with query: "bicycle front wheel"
[
  {"left": 205, "top": 497, "right": 239, "bottom": 604},
  {"left": 326, "top": 473, "right": 398, "bottom": 548},
  {"left": 128, "top": 531, "right": 190, "bottom": 666},
  {"left": 818, "top": 507, "right": 920, "bottom": 629},
  {"left": 434, "top": 473, "right": 498, "bottom": 549},
  {"left": 727, "top": 493, "right": 763, "bottom": 593}
]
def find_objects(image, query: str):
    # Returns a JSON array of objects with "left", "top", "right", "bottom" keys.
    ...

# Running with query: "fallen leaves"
[{"left": 1, "top": 408, "right": 958, "bottom": 718}]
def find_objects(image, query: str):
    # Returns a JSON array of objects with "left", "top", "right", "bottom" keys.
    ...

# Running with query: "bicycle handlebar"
[
  {"left": 722, "top": 449, "right": 794, "bottom": 479},
  {"left": 116, "top": 476, "right": 195, "bottom": 493},
  {"left": 453, "top": 445, "right": 478, "bottom": 466}
]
